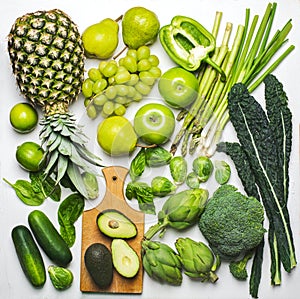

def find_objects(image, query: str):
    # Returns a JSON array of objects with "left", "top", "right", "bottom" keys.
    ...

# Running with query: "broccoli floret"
[
  {"left": 229, "top": 252, "right": 253, "bottom": 280},
  {"left": 198, "top": 184, "right": 266, "bottom": 260}
]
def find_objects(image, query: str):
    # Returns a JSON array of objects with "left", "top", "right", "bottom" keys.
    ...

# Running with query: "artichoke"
[
  {"left": 144, "top": 188, "right": 208, "bottom": 240},
  {"left": 142, "top": 240, "right": 182, "bottom": 285},
  {"left": 175, "top": 237, "right": 219, "bottom": 283}
]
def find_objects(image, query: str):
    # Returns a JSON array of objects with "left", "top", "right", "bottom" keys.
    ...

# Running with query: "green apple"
[
  {"left": 134, "top": 103, "right": 175, "bottom": 145},
  {"left": 158, "top": 67, "right": 199, "bottom": 109},
  {"left": 97, "top": 116, "right": 137, "bottom": 156}
]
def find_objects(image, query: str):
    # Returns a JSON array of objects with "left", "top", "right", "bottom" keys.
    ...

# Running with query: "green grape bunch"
[{"left": 82, "top": 45, "right": 162, "bottom": 119}]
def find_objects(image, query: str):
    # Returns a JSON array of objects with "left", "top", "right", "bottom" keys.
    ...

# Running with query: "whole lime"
[
  {"left": 97, "top": 116, "right": 137, "bottom": 156},
  {"left": 10, "top": 103, "right": 38, "bottom": 133},
  {"left": 122, "top": 7, "right": 160, "bottom": 49},
  {"left": 16, "top": 141, "right": 45, "bottom": 172}
]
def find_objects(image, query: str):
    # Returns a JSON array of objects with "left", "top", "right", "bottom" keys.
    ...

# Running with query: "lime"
[
  {"left": 10, "top": 103, "right": 38, "bottom": 133},
  {"left": 16, "top": 141, "right": 45, "bottom": 172}
]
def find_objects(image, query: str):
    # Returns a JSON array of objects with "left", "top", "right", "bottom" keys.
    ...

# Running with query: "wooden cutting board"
[{"left": 80, "top": 166, "right": 145, "bottom": 294}]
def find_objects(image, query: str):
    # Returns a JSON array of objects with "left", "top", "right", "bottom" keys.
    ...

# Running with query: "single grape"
[
  {"left": 88, "top": 68, "right": 102, "bottom": 82},
  {"left": 102, "top": 61, "right": 118, "bottom": 78},
  {"left": 86, "top": 104, "right": 97, "bottom": 119},
  {"left": 127, "top": 86, "right": 137, "bottom": 98},
  {"left": 98, "top": 61, "right": 108, "bottom": 74},
  {"left": 132, "top": 91, "right": 143, "bottom": 102},
  {"left": 102, "top": 101, "right": 115, "bottom": 116},
  {"left": 82, "top": 78, "right": 94, "bottom": 98},
  {"left": 148, "top": 54, "right": 160, "bottom": 66},
  {"left": 135, "top": 81, "right": 151, "bottom": 95},
  {"left": 126, "top": 74, "right": 139, "bottom": 86},
  {"left": 114, "top": 96, "right": 128, "bottom": 105},
  {"left": 149, "top": 66, "right": 162, "bottom": 78},
  {"left": 114, "top": 70, "right": 131, "bottom": 84},
  {"left": 93, "top": 94, "right": 108, "bottom": 107},
  {"left": 115, "top": 85, "right": 129, "bottom": 97},
  {"left": 137, "top": 45, "right": 150, "bottom": 60},
  {"left": 137, "top": 59, "right": 152, "bottom": 72},
  {"left": 126, "top": 49, "right": 137, "bottom": 60},
  {"left": 105, "top": 86, "right": 117, "bottom": 100},
  {"left": 121, "top": 55, "right": 137, "bottom": 73},
  {"left": 114, "top": 103, "right": 126, "bottom": 116},
  {"left": 139, "top": 71, "right": 156, "bottom": 86},
  {"left": 92, "top": 78, "right": 108, "bottom": 94}
]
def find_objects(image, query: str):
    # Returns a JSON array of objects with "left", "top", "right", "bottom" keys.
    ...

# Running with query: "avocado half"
[{"left": 97, "top": 209, "right": 137, "bottom": 239}]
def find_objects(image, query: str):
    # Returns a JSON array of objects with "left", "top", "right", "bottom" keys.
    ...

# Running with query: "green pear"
[
  {"left": 82, "top": 18, "right": 119, "bottom": 59},
  {"left": 97, "top": 116, "right": 137, "bottom": 156},
  {"left": 122, "top": 7, "right": 160, "bottom": 49}
]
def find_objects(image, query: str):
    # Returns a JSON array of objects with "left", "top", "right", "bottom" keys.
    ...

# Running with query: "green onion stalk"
[{"left": 171, "top": 2, "right": 295, "bottom": 157}]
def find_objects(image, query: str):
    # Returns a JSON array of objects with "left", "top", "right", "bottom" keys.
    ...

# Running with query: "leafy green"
[
  {"left": 3, "top": 178, "right": 45, "bottom": 206},
  {"left": 227, "top": 80, "right": 296, "bottom": 273},
  {"left": 125, "top": 181, "right": 155, "bottom": 214},
  {"left": 30, "top": 172, "right": 61, "bottom": 202},
  {"left": 129, "top": 148, "right": 146, "bottom": 181},
  {"left": 57, "top": 193, "right": 85, "bottom": 247}
]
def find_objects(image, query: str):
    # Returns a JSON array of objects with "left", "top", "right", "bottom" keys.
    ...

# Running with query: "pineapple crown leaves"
[{"left": 40, "top": 113, "right": 104, "bottom": 198}]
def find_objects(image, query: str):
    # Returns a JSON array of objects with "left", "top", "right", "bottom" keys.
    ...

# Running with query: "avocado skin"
[{"left": 84, "top": 243, "right": 113, "bottom": 288}]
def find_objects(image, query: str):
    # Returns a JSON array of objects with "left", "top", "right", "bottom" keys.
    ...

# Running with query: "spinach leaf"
[
  {"left": 126, "top": 181, "right": 155, "bottom": 214},
  {"left": 3, "top": 178, "right": 45, "bottom": 206},
  {"left": 58, "top": 193, "right": 85, "bottom": 247}
]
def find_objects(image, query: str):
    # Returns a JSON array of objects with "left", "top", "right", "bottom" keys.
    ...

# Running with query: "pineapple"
[{"left": 7, "top": 9, "right": 103, "bottom": 198}]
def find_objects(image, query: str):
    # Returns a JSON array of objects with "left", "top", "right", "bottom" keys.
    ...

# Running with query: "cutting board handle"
[{"left": 97, "top": 166, "right": 129, "bottom": 209}]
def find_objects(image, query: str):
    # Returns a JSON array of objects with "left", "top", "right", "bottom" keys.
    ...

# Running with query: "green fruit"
[
  {"left": 122, "top": 7, "right": 160, "bottom": 49},
  {"left": 10, "top": 103, "right": 38, "bottom": 133},
  {"left": 111, "top": 239, "right": 140, "bottom": 278},
  {"left": 97, "top": 116, "right": 137, "bottom": 156},
  {"left": 82, "top": 18, "right": 119, "bottom": 59},
  {"left": 97, "top": 209, "right": 137, "bottom": 239},
  {"left": 84, "top": 243, "right": 113, "bottom": 289},
  {"left": 158, "top": 67, "right": 199, "bottom": 109},
  {"left": 16, "top": 141, "right": 45, "bottom": 172},
  {"left": 134, "top": 103, "right": 175, "bottom": 145}
]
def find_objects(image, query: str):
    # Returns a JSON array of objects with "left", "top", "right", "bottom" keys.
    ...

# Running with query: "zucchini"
[
  {"left": 11, "top": 225, "right": 46, "bottom": 288},
  {"left": 28, "top": 210, "right": 72, "bottom": 266}
]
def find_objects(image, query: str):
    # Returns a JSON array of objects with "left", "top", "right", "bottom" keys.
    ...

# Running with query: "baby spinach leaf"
[
  {"left": 58, "top": 193, "right": 85, "bottom": 247},
  {"left": 3, "top": 178, "right": 45, "bottom": 206}
]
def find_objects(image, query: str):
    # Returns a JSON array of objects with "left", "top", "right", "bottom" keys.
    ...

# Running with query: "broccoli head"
[{"left": 198, "top": 184, "right": 266, "bottom": 260}]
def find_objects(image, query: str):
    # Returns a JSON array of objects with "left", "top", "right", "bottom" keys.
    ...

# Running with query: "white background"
[{"left": 0, "top": 0, "right": 299, "bottom": 298}]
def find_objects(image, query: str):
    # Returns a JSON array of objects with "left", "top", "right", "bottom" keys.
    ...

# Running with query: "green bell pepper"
[{"left": 159, "top": 16, "right": 226, "bottom": 81}]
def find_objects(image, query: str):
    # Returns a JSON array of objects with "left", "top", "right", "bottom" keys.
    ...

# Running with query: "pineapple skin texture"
[{"left": 7, "top": 9, "right": 85, "bottom": 115}]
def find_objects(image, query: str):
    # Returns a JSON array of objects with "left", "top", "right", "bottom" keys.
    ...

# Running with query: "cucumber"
[
  {"left": 28, "top": 210, "right": 72, "bottom": 266},
  {"left": 11, "top": 225, "right": 46, "bottom": 288}
]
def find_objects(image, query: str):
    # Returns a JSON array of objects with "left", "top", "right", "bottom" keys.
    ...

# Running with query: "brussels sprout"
[
  {"left": 169, "top": 156, "right": 188, "bottom": 185},
  {"left": 48, "top": 265, "right": 73, "bottom": 290},
  {"left": 214, "top": 160, "right": 231, "bottom": 185},
  {"left": 192, "top": 156, "right": 213, "bottom": 182},
  {"left": 151, "top": 176, "right": 177, "bottom": 197},
  {"left": 186, "top": 172, "right": 201, "bottom": 189}
]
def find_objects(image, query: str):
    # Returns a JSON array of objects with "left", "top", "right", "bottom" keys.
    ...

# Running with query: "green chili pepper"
[{"left": 159, "top": 16, "right": 226, "bottom": 81}]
